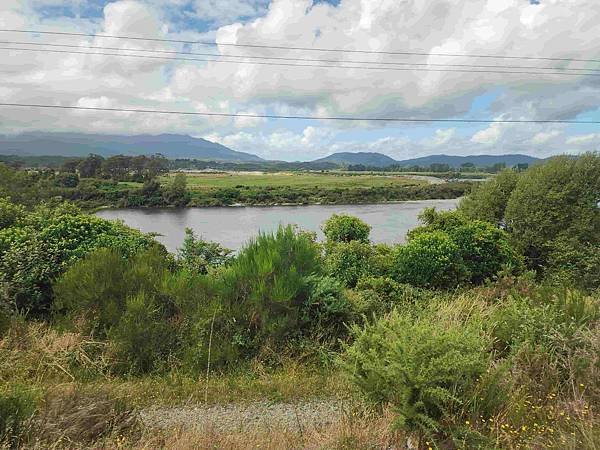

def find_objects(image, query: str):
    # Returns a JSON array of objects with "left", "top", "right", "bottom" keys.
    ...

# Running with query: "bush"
[
  {"left": 350, "top": 276, "right": 430, "bottom": 317},
  {"left": 108, "top": 292, "right": 178, "bottom": 374},
  {"left": 53, "top": 247, "right": 171, "bottom": 336},
  {"left": 0, "top": 198, "right": 24, "bottom": 231},
  {"left": 0, "top": 385, "right": 38, "bottom": 447},
  {"left": 343, "top": 310, "right": 489, "bottom": 444},
  {"left": 301, "top": 276, "right": 353, "bottom": 342},
  {"left": 177, "top": 228, "right": 232, "bottom": 274},
  {"left": 0, "top": 204, "right": 158, "bottom": 316},
  {"left": 322, "top": 214, "right": 371, "bottom": 244},
  {"left": 188, "top": 225, "right": 323, "bottom": 368},
  {"left": 325, "top": 240, "right": 374, "bottom": 287},
  {"left": 411, "top": 209, "right": 522, "bottom": 284},
  {"left": 392, "top": 231, "right": 467, "bottom": 289}
]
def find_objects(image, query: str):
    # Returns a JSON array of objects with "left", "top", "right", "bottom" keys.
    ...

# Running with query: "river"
[{"left": 96, "top": 199, "right": 459, "bottom": 252}]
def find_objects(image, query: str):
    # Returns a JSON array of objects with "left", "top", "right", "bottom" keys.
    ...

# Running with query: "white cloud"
[
  {"left": 530, "top": 130, "right": 562, "bottom": 145},
  {"left": 566, "top": 133, "right": 600, "bottom": 145},
  {"left": 471, "top": 124, "right": 504, "bottom": 145}
]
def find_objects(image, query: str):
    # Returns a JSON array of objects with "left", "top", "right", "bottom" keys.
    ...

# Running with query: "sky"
[{"left": 1, "top": 0, "right": 600, "bottom": 161}]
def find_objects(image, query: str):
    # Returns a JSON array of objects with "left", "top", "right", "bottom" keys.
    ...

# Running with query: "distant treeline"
[
  {"left": 1, "top": 153, "right": 521, "bottom": 174},
  {"left": 347, "top": 161, "right": 530, "bottom": 173}
]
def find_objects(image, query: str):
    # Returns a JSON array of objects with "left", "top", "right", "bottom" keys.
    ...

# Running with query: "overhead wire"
[
  {"left": 3, "top": 46, "right": 600, "bottom": 77},
  {"left": 1, "top": 102, "right": 599, "bottom": 124},
  {"left": 1, "top": 39, "right": 599, "bottom": 73},
  {"left": 1, "top": 28, "right": 600, "bottom": 64}
]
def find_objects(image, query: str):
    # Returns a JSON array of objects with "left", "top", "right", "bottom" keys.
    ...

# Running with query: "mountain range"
[
  {"left": 0, "top": 132, "right": 263, "bottom": 162},
  {"left": 0, "top": 132, "right": 543, "bottom": 167}
]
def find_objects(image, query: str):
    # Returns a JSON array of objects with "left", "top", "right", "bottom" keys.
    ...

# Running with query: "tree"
[
  {"left": 458, "top": 169, "right": 519, "bottom": 224},
  {"left": 77, "top": 154, "right": 104, "bottom": 178},
  {"left": 504, "top": 153, "right": 600, "bottom": 279},
  {"left": 322, "top": 214, "right": 371, "bottom": 244},
  {"left": 164, "top": 173, "right": 190, "bottom": 206}
]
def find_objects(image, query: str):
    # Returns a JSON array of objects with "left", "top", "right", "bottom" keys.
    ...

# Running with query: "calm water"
[{"left": 96, "top": 199, "right": 459, "bottom": 252}]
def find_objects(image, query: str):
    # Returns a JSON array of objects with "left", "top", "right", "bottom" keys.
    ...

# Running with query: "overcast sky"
[{"left": 1, "top": 0, "right": 600, "bottom": 161}]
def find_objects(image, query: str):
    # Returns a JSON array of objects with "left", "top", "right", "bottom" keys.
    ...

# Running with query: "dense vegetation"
[
  {"left": 0, "top": 159, "right": 472, "bottom": 209},
  {"left": 0, "top": 153, "right": 598, "bottom": 449}
]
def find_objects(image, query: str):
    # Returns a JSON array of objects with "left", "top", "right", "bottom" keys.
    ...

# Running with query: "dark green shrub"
[
  {"left": 0, "top": 385, "right": 38, "bottom": 447},
  {"left": 411, "top": 209, "right": 522, "bottom": 284},
  {"left": 0, "top": 198, "right": 24, "bottom": 231},
  {"left": 325, "top": 240, "right": 374, "bottom": 287},
  {"left": 392, "top": 231, "right": 467, "bottom": 289},
  {"left": 193, "top": 225, "right": 323, "bottom": 368},
  {"left": 301, "top": 276, "right": 353, "bottom": 341},
  {"left": 108, "top": 292, "right": 178, "bottom": 374},
  {"left": 53, "top": 247, "right": 171, "bottom": 336},
  {"left": 343, "top": 310, "right": 489, "bottom": 444},
  {"left": 322, "top": 214, "right": 371, "bottom": 244}
]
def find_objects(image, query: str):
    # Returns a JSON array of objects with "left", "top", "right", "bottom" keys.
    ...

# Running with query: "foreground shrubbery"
[{"left": 0, "top": 153, "right": 598, "bottom": 449}]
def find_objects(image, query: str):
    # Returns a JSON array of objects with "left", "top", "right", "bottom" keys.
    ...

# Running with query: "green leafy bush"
[
  {"left": 343, "top": 309, "right": 489, "bottom": 443},
  {"left": 0, "top": 203, "right": 157, "bottom": 316},
  {"left": 0, "top": 198, "right": 25, "bottom": 231},
  {"left": 411, "top": 209, "right": 522, "bottom": 284},
  {"left": 325, "top": 240, "right": 374, "bottom": 287},
  {"left": 322, "top": 214, "right": 371, "bottom": 244},
  {"left": 392, "top": 231, "right": 467, "bottom": 288}
]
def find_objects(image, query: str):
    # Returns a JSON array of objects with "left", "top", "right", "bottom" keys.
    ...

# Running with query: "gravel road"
[{"left": 139, "top": 400, "right": 345, "bottom": 433}]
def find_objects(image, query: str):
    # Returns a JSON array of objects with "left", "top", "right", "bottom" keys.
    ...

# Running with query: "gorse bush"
[
  {"left": 343, "top": 309, "right": 489, "bottom": 445},
  {"left": 215, "top": 226, "right": 322, "bottom": 359},
  {"left": 53, "top": 247, "right": 178, "bottom": 374},
  {"left": 322, "top": 214, "right": 371, "bottom": 244}
]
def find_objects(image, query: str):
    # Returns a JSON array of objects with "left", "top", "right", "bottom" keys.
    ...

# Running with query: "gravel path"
[{"left": 139, "top": 400, "right": 345, "bottom": 433}]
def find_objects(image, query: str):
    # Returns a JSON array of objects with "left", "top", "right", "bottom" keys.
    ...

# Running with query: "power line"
[
  {"left": 1, "top": 102, "right": 599, "bottom": 124},
  {"left": 2, "top": 39, "right": 599, "bottom": 73},
  {"left": 3, "top": 46, "right": 600, "bottom": 78},
  {"left": 2, "top": 28, "right": 600, "bottom": 64}
]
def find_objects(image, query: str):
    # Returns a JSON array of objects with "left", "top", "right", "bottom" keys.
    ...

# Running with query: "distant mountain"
[
  {"left": 312, "top": 152, "right": 398, "bottom": 167},
  {"left": 394, "top": 154, "right": 541, "bottom": 168},
  {"left": 312, "top": 152, "right": 541, "bottom": 168},
  {"left": 0, "top": 132, "right": 263, "bottom": 162}
]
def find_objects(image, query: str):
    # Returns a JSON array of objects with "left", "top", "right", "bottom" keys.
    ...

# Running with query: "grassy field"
[{"left": 158, "top": 171, "right": 426, "bottom": 190}]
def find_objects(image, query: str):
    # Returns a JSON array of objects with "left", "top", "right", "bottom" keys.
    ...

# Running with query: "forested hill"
[
  {"left": 0, "top": 132, "right": 263, "bottom": 162},
  {"left": 313, "top": 152, "right": 541, "bottom": 168},
  {"left": 312, "top": 152, "right": 399, "bottom": 167}
]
